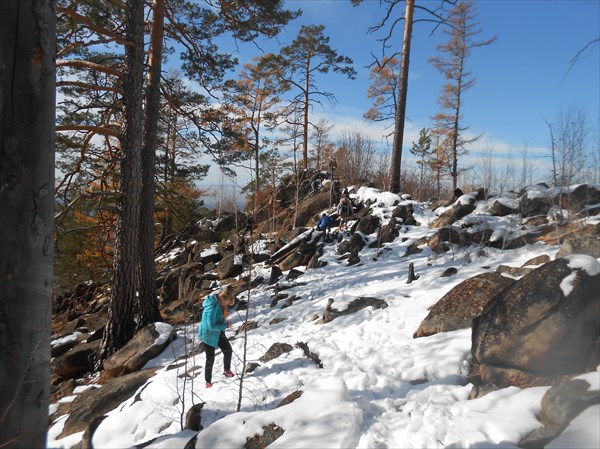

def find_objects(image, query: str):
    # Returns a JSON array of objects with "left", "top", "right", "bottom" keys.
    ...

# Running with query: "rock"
[
  {"left": 186, "top": 403, "right": 205, "bottom": 431},
  {"left": 245, "top": 362, "right": 260, "bottom": 374},
  {"left": 354, "top": 214, "right": 380, "bottom": 235},
  {"left": 217, "top": 253, "right": 244, "bottom": 280},
  {"left": 539, "top": 378, "right": 599, "bottom": 428},
  {"left": 392, "top": 203, "right": 418, "bottom": 226},
  {"left": 490, "top": 199, "right": 518, "bottom": 216},
  {"left": 375, "top": 217, "right": 400, "bottom": 245},
  {"left": 236, "top": 320, "right": 259, "bottom": 335},
  {"left": 268, "top": 265, "right": 283, "bottom": 285},
  {"left": 555, "top": 227, "right": 600, "bottom": 259},
  {"left": 245, "top": 423, "right": 285, "bottom": 449},
  {"left": 427, "top": 227, "right": 461, "bottom": 254},
  {"left": 286, "top": 268, "right": 304, "bottom": 280},
  {"left": 295, "top": 341, "right": 323, "bottom": 368},
  {"left": 103, "top": 323, "right": 176, "bottom": 378},
  {"left": 337, "top": 233, "right": 366, "bottom": 255},
  {"left": 414, "top": 272, "right": 515, "bottom": 338},
  {"left": 471, "top": 256, "right": 600, "bottom": 387},
  {"left": 258, "top": 343, "right": 294, "bottom": 363},
  {"left": 495, "top": 265, "right": 534, "bottom": 278},
  {"left": 440, "top": 267, "right": 458, "bottom": 278},
  {"left": 59, "top": 368, "right": 157, "bottom": 438},
  {"left": 320, "top": 297, "right": 388, "bottom": 324},
  {"left": 520, "top": 377, "right": 600, "bottom": 448},
  {"left": 51, "top": 332, "right": 88, "bottom": 358},
  {"left": 278, "top": 390, "right": 303, "bottom": 407},
  {"left": 430, "top": 193, "right": 477, "bottom": 228},
  {"left": 52, "top": 340, "right": 99, "bottom": 381},
  {"left": 562, "top": 184, "right": 600, "bottom": 212},
  {"left": 519, "top": 184, "right": 552, "bottom": 217}
]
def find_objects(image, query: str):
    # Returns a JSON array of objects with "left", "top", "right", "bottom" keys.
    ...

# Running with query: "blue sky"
[{"left": 204, "top": 0, "right": 600, "bottom": 195}]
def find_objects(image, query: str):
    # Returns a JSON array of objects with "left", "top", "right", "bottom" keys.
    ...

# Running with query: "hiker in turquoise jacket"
[{"left": 198, "top": 290, "right": 235, "bottom": 387}]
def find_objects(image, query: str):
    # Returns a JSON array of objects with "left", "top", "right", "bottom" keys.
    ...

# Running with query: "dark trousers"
[{"left": 203, "top": 332, "right": 232, "bottom": 383}]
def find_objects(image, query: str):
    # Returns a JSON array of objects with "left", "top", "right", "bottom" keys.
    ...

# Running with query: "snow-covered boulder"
[{"left": 471, "top": 255, "right": 600, "bottom": 387}]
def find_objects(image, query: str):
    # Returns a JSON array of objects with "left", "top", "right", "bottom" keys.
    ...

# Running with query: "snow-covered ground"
[{"left": 48, "top": 186, "right": 600, "bottom": 449}]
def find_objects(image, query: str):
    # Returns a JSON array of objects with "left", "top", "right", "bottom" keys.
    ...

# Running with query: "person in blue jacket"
[
  {"left": 198, "top": 289, "right": 235, "bottom": 387},
  {"left": 317, "top": 213, "right": 334, "bottom": 235}
]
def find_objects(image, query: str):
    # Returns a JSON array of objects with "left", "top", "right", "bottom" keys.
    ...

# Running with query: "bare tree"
[
  {"left": 269, "top": 25, "right": 356, "bottom": 170},
  {"left": 545, "top": 105, "right": 589, "bottom": 187},
  {"left": 429, "top": 0, "right": 496, "bottom": 191},
  {"left": 335, "top": 130, "right": 378, "bottom": 186},
  {"left": 310, "top": 118, "right": 335, "bottom": 171},
  {"left": 0, "top": 1, "right": 55, "bottom": 447}
]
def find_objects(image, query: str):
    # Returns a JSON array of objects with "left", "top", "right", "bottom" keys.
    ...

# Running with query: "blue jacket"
[
  {"left": 318, "top": 215, "right": 333, "bottom": 230},
  {"left": 198, "top": 294, "right": 227, "bottom": 347}
]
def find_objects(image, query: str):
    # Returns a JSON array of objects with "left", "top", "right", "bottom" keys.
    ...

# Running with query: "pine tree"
[
  {"left": 409, "top": 128, "right": 433, "bottom": 200},
  {"left": 267, "top": 25, "right": 356, "bottom": 170}
]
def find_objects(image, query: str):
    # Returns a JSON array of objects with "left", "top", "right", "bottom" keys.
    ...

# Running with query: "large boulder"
[
  {"left": 217, "top": 253, "right": 245, "bottom": 280},
  {"left": 392, "top": 203, "right": 418, "bottom": 226},
  {"left": 427, "top": 227, "right": 461, "bottom": 254},
  {"left": 519, "top": 184, "right": 553, "bottom": 218},
  {"left": 430, "top": 193, "right": 477, "bottom": 228},
  {"left": 59, "top": 369, "right": 157, "bottom": 438},
  {"left": 103, "top": 322, "right": 176, "bottom": 378},
  {"left": 414, "top": 272, "right": 515, "bottom": 338},
  {"left": 52, "top": 340, "right": 99, "bottom": 381},
  {"left": 555, "top": 225, "right": 600, "bottom": 259},
  {"left": 470, "top": 255, "right": 600, "bottom": 387}
]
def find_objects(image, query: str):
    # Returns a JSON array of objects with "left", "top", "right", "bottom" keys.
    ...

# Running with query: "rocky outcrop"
[
  {"left": 59, "top": 368, "right": 158, "bottom": 438},
  {"left": 103, "top": 323, "right": 176, "bottom": 378},
  {"left": 470, "top": 255, "right": 600, "bottom": 388},
  {"left": 414, "top": 272, "right": 515, "bottom": 338},
  {"left": 430, "top": 190, "right": 484, "bottom": 228}
]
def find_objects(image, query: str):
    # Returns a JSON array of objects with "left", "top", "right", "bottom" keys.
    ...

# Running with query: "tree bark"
[
  {"left": 389, "top": 0, "right": 414, "bottom": 194},
  {"left": 138, "top": 0, "right": 165, "bottom": 329},
  {"left": 302, "top": 59, "right": 311, "bottom": 170},
  {"left": 97, "top": 0, "right": 145, "bottom": 363},
  {"left": 0, "top": 1, "right": 55, "bottom": 447}
]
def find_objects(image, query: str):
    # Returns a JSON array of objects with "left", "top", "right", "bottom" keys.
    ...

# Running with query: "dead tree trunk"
[{"left": 389, "top": 0, "right": 415, "bottom": 194}]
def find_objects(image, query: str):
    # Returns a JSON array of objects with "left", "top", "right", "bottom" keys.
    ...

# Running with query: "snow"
[
  {"left": 47, "top": 185, "right": 600, "bottom": 449},
  {"left": 153, "top": 322, "right": 174, "bottom": 346},
  {"left": 200, "top": 243, "right": 219, "bottom": 257},
  {"left": 51, "top": 332, "right": 84, "bottom": 347},
  {"left": 560, "top": 255, "right": 600, "bottom": 296},
  {"left": 567, "top": 254, "right": 600, "bottom": 277}
]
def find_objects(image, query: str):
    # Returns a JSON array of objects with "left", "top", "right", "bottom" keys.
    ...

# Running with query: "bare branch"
[
  {"left": 57, "top": 59, "right": 124, "bottom": 78},
  {"left": 56, "top": 124, "right": 122, "bottom": 138},
  {"left": 57, "top": 80, "right": 124, "bottom": 95}
]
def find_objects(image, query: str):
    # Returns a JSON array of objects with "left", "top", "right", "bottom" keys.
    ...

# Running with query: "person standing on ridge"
[{"left": 198, "top": 289, "right": 235, "bottom": 387}]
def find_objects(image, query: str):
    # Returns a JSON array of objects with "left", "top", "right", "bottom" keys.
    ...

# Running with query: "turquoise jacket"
[{"left": 198, "top": 293, "right": 227, "bottom": 347}]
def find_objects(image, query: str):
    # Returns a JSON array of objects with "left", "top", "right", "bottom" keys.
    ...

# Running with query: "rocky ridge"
[{"left": 50, "top": 177, "right": 600, "bottom": 448}]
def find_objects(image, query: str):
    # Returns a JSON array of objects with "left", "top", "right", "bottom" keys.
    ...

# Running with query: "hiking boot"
[
  {"left": 205, "top": 382, "right": 213, "bottom": 388},
  {"left": 223, "top": 370, "right": 235, "bottom": 378}
]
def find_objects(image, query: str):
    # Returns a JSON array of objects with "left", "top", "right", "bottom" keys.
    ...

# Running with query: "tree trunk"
[
  {"left": 389, "top": 0, "right": 414, "bottom": 194},
  {"left": 97, "top": 0, "right": 145, "bottom": 363},
  {"left": 138, "top": 0, "right": 165, "bottom": 329},
  {"left": 302, "top": 60, "right": 311, "bottom": 170},
  {"left": 0, "top": 1, "right": 55, "bottom": 446}
]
